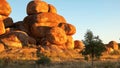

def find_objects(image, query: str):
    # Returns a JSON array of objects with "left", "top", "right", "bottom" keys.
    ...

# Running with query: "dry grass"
[
  {"left": 0, "top": 48, "right": 120, "bottom": 68},
  {"left": 0, "top": 60, "right": 120, "bottom": 68}
]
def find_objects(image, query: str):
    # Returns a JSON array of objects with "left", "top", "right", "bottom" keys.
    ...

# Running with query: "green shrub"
[
  {"left": 36, "top": 48, "right": 51, "bottom": 65},
  {"left": 36, "top": 56, "right": 51, "bottom": 65},
  {"left": 84, "top": 55, "right": 89, "bottom": 61}
]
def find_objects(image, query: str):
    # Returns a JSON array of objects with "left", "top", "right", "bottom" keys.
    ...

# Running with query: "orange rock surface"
[
  {"left": 48, "top": 4, "right": 57, "bottom": 13},
  {"left": 107, "top": 41, "right": 118, "bottom": 50},
  {"left": 0, "top": 43, "right": 5, "bottom": 52},
  {"left": 0, "top": 19, "right": 5, "bottom": 35},
  {"left": 58, "top": 23, "right": 76, "bottom": 35},
  {"left": 27, "top": 1, "right": 49, "bottom": 15},
  {"left": 47, "top": 27, "right": 67, "bottom": 45},
  {"left": 0, "top": 0, "right": 11, "bottom": 16},
  {"left": 74, "top": 40, "right": 84, "bottom": 49},
  {"left": 0, "top": 31, "right": 36, "bottom": 48},
  {"left": 66, "top": 36, "right": 74, "bottom": 49}
]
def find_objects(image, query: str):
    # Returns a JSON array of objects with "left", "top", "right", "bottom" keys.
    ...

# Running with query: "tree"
[{"left": 82, "top": 30, "right": 106, "bottom": 66}]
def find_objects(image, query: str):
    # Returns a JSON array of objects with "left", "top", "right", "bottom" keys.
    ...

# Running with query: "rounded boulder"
[
  {"left": 0, "top": 0, "right": 11, "bottom": 16},
  {"left": 58, "top": 23, "right": 76, "bottom": 35},
  {"left": 0, "top": 31, "right": 36, "bottom": 48},
  {"left": 47, "top": 27, "right": 67, "bottom": 45},
  {"left": 48, "top": 4, "right": 57, "bottom": 13},
  {"left": 27, "top": 1, "right": 49, "bottom": 15},
  {"left": 74, "top": 40, "right": 84, "bottom": 49}
]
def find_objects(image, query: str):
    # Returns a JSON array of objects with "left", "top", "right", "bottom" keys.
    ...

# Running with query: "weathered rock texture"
[
  {"left": 0, "top": 19, "right": 5, "bottom": 35},
  {"left": 74, "top": 40, "right": 84, "bottom": 49},
  {"left": 47, "top": 27, "right": 67, "bottom": 45},
  {"left": 66, "top": 36, "right": 74, "bottom": 49},
  {"left": 23, "top": 0, "right": 76, "bottom": 50},
  {"left": 58, "top": 23, "right": 76, "bottom": 35},
  {"left": 0, "top": 0, "right": 77, "bottom": 50},
  {"left": 0, "top": 0, "right": 11, "bottom": 16},
  {"left": 0, "top": 31, "right": 36, "bottom": 48},
  {"left": 48, "top": 4, "right": 57, "bottom": 13},
  {"left": 0, "top": 43, "right": 5, "bottom": 52},
  {"left": 27, "top": 1, "right": 49, "bottom": 15},
  {"left": 0, "top": 0, "right": 13, "bottom": 35}
]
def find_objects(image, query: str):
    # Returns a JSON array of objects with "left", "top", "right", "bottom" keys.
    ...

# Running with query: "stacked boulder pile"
[
  {"left": 0, "top": 0, "right": 36, "bottom": 50},
  {"left": 23, "top": 0, "right": 76, "bottom": 50},
  {"left": 0, "top": 0, "right": 81, "bottom": 53}
]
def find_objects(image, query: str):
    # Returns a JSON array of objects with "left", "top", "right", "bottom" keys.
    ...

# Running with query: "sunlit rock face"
[
  {"left": 0, "top": 19, "right": 5, "bottom": 35},
  {"left": 105, "top": 46, "right": 114, "bottom": 54},
  {"left": 0, "top": 0, "right": 76, "bottom": 50},
  {"left": 74, "top": 40, "right": 84, "bottom": 49},
  {"left": 46, "top": 27, "right": 67, "bottom": 45},
  {"left": 0, "top": 0, "right": 11, "bottom": 16},
  {"left": 65, "top": 36, "right": 74, "bottom": 49},
  {"left": 0, "top": 31, "right": 36, "bottom": 48},
  {"left": 0, "top": 43, "right": 5, "bottom": 52},
  {"left": 105, "top": 41, "right": 119, "bottom": 54},
  {"left": 23, "top": 12, "right": 66, "bottom": 38},
  {"left": 27, "top": 0, "right": 57, "bottom": 15},
  {"left": 107, "top": 41, "right": 118, "bottom": 50},
  {"left": 0, "top": 0, "right": 13, "bottom": 35},
  {"left": 58, "top": 23, "right": 76, "bottom": 35},
  {"left": 48, "top": 4, "right": 57, "bottom": 13},
  {"left": 23, "top": 0, "right": 76, "bottom": 50},
  {"left": 27, "top": 1, "right": 49, "bottom": 15}
]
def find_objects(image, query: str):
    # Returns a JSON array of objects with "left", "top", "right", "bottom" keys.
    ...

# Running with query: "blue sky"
[{"left": 7, "top": 0, "right": 120, "bottom": 44}]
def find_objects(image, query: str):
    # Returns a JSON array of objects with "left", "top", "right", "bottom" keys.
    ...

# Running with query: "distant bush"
[
  {"left": 36, "top": 56, "right": 51, "bottom": 65},
  {"left": 82, "top": 30, "right": 106, "bottom": 60},
  {"left": 36, "top": 48, "right": 51, "bottom": 65}
]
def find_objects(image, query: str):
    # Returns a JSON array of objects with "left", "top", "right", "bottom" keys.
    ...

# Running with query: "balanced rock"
[
  {"left": 0, "top": 0, "right": 11, "bottom": 16},
  {"left": 0, "top": 31, "right": 36, "bottom": 48},
  {"left": 27, "top": 1, "right": 49, "bottom": 15},
  {"left": 47, "top": 27, "right": 67, "bottom": 45},
  {"left": 65, "top": 36, "right": 74, "bottom": 49},
  {"left": 74, "top": 40, "right": 84, "bottom": 49},
  {"left": 58, "top": 23, "right": 76, "bottom": 35}
]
